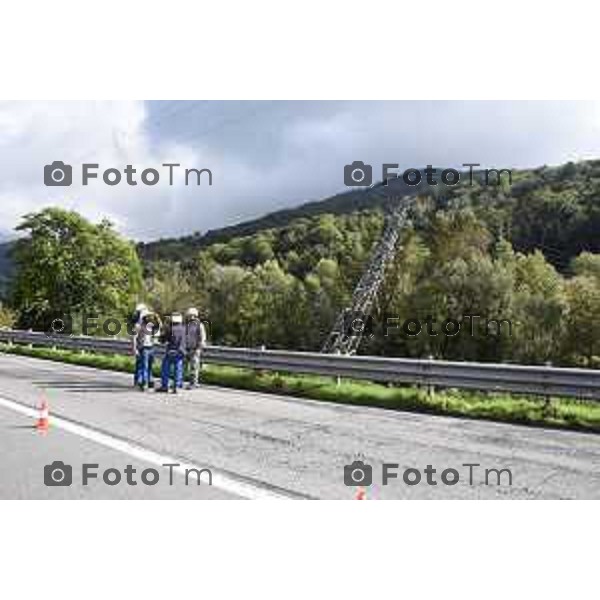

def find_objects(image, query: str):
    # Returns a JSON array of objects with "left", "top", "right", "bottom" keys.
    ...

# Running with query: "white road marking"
[{"left": 0, "top": 395, "right": 290, "bottom": 500}]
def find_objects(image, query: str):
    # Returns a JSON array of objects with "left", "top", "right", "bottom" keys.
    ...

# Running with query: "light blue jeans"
[
  {"left": 161, "top": 350, "right": 184, "bottom": 389},
  {"left": 135, "top": 347, "right": 155, "bottom": 386}
]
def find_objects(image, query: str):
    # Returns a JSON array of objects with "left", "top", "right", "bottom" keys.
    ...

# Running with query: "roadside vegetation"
[{"left": 2, "top": 342, "right": 599, "bottom": 433}]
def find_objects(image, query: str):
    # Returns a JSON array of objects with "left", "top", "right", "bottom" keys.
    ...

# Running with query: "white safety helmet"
[
  {"left": 186, "top": 307, "right": 199, "bottom": 318},
  {"left": 135, "top": 303, "right": 148, "bottom": 313},
  {"left": 171, "top": 313, "right": 183, "bottom": 324}
]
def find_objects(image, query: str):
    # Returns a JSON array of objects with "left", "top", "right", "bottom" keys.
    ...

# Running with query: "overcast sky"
[{"left": 1, "top": 100, "right": 600, "bottom": 241}]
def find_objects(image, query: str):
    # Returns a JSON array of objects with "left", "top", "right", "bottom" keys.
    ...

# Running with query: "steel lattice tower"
[{"left": 321, "top": 196, "right": 412, "bottom": 355}]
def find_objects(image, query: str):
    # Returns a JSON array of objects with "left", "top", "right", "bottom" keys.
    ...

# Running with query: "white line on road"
[{"left": 0, "top": 395, "right": 291, "bottom": 500}]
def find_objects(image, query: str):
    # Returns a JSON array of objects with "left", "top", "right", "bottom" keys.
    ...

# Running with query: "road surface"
[{"left": 0, "top": 353, "right": 598, "bottom": 499}]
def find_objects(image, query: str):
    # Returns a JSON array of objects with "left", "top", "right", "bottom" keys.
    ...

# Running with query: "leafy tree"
[
  {"left": 242, "top": 234, "right": 275, "bottom": 267},
  {"left": 12, "top": 208, "right": 142, "bottom": 329},
  {"left": 205, "top": 265, "right": 251, "bottom": 344},
  {"left": 427, "top": 209, "right": 492, "bottom": 261},
  {"left": 564, "top": 275, "right": 600, "bottom": 366},
  {"left": 0, "top": 301, "right": 16, "bottom": 328},
  {"left": 512, "top": 251, "right": 567, "bottom": 363},
  {"left": 572, "top": 252, "right": 600, "bottom": 281},
  {"left": 144, "top": 261, "right": 195, "bottom": 315}
]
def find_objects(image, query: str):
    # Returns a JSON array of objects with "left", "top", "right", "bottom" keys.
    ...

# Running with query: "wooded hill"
[
  {"left": 3, "top": 159, "right": 600, "bottom": 366},
  {"left": 137, "top": 159, "right": 600, "bottom": 366},
  {"left": 138, "top": 160, "right": 600, "bottom": 272}
]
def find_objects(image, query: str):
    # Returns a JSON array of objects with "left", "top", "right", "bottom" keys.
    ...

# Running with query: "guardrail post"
[
  {"left": 335, "top": 349, "right": 342, "bottom": 387},
  {"left": 427, "top": 355, "right": 435, "bottom": 399},
  {"left": 543, "top": 361, "right": 553, "bottom": 415},
  {"left": 255, "top": 345, "right": 267, "bottom": 377}
]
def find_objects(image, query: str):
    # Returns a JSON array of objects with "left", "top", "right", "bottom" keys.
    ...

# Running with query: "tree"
[
  {"left": 12, "top": 208, "right": 142, "bottom": 329},
  {"left": 377, "top": 220, "right": 514, "bottom": 362},
  {"left": 564, "top": 275, "right": 600, "bottom": 366},
  {"left": 0, "top": 301, "right": 16, "bottom": 328},
  {"left": 512, "top": 251, "right": 567, "bottom": 363},
  {"left": 428, "top": 209, "right": 492, "bottom": 262},
  {"left": 563, "top": 252, "right": 600, "bottom": 365},
  {"left": 144, "top": 261, "right": 195, "bottom": 315},
  {"left": 205, "top": 264, "right": 251, "bottom": 344},
  {"left": 242, "top": 234, "right": 275, "bottom": 267},
  {"left": 572, "top": 252, "right": 600, "bottom": 281},
  {"left": 241, "top": 260, "right": 305, "bottom": 348}
]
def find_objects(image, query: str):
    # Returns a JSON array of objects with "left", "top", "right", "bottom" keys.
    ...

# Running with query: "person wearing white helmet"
[
  {"left": 130, "top": 303, "right": 149, "bottom": 386},
  {"left": 158, "top": 312, "right": 186, "bottom": 393},
  {"left": 132, "top": 303, "right": 148, "bottom": 325},
  {"left": 185, "top": 307, "right": 207, "bottom": 389},
  {"left": 133, "top": 308, "right": 161, "bottom": 391}
]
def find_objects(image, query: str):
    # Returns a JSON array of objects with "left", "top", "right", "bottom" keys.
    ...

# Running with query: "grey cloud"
[{"left": 1, "top": 101, "right": 599, "bottom": 241}]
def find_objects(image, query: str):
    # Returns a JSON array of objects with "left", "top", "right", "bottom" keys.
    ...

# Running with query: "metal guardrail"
[{"left": 1, "top": 329, "right": 599, "bottom": 400}]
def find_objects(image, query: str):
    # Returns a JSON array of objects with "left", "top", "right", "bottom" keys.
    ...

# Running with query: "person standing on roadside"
[
  {"left": 131, "top": 303, "right": 148, "bottom": 387},
  {"left": 185, "top": 307, "right": 207, "bottom": 389},
  {"left": 134, "top": 309, "right": 161, "bottom": 391},
  {"left": 158, "top": 312, "right": 186, "bottom": 393}
]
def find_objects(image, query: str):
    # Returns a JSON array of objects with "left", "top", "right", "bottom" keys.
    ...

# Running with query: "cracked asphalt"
[{"left": 0, "top": 354, "right": 598, "bottom": 499}]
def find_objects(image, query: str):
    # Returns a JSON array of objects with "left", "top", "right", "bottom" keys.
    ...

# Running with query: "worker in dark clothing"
[{"left": 157, "top": 313, "right": 186, "bottom": 393}]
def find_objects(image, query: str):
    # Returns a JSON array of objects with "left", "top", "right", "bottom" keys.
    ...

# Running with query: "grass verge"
[{"left": 1, "top": 342, "right": 599, "bottom": 433}]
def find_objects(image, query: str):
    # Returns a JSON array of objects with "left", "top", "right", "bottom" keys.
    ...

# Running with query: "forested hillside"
[
  {"left": 140, "top": 160, "right": 600, "bottom": 366},
  {"left": 2, "top": 159, "right": 599, "bottom": 367},
  {"left": 137, "top": 174, "right": 433, "bottom": 264}
]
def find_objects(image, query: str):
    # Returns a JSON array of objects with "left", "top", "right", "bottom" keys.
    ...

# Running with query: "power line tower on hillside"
[{"left": 321, "top": 196, "right": 412, "bottom": 355}]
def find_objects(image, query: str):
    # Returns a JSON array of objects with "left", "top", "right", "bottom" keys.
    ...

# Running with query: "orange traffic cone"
[
  {"left": 36, "top": 399, "right": 49, "bottom": 432},
  {"left": 355, "top": 486, "right": 366, "bottom": 500}
]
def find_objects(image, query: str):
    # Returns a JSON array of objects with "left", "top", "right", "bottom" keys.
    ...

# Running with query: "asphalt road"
[{"left": 0, "top": 353, "right": 599, "bottom": 499}]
